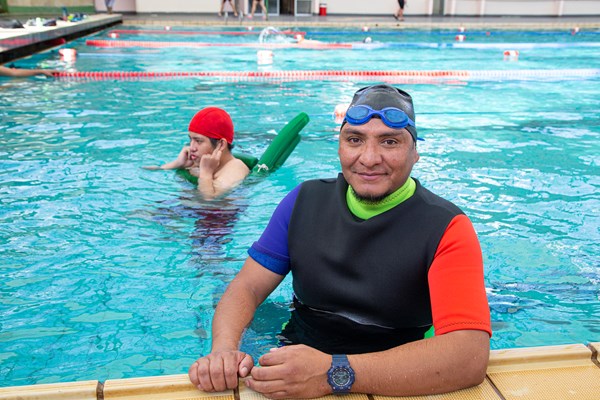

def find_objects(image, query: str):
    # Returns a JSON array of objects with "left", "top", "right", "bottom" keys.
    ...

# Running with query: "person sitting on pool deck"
[
  {"left": 188, "top": 84, "right": 491, "bottom": 397},
  {"left": 144, "top": 107, "right": 250, "bottom": 200}
]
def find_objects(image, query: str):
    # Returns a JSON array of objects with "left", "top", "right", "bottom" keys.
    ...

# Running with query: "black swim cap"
[{"left": 346, "top": 84, "right": 418, "bottom": 141}]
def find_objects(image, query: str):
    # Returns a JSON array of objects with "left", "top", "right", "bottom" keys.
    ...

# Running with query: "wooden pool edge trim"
[
  {"left": 589, "top": 342, "right": 600, "bottom": 369},
  {"left": 2, "top": 342, "right": 600, "bottom": 400}
]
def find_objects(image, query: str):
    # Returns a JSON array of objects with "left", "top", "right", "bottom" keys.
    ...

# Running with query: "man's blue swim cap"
[{"left": 347, "top": 84, "right": 417, "bottom": 141}]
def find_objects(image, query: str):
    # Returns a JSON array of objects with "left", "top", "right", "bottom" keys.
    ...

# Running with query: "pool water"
[{"left": 1, "top": 26, "right": 599, "bottom": 387}]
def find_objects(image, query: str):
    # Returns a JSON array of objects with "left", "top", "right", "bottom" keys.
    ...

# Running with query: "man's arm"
[
  {"left": 189, "top": 257, "right": 284, "bottom": 392},
  {"left": 142, "top": 146, "right": 193, "bottom": 170},
  {"left": 0, "top": 66, "right": 56, "bottom": 77},
  {"left": 198, "top": 146, "right": 249, "bottom": 200},
  {"left": 350, "top": 330, "right": 489, "bottom": 395},
  {"left": 246, "top": 330, "right": 489, "bottom": 399}
]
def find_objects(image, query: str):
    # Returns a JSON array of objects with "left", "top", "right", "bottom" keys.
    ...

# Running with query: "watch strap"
[
  {"left": 332, "top": 354, "right": 348, "bottom": 365},
  {"left": 328, "top": 354, "right": 355, "bottom": 393}
]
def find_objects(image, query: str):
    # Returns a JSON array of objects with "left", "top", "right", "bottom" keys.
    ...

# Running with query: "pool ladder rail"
[{"left": 1, "top": 342, "right": 599, "bottom": 399}]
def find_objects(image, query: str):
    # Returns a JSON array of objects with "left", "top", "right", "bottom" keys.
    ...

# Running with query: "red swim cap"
[{"left": 188, "top": 107, "right": 234, "bottom": 144}]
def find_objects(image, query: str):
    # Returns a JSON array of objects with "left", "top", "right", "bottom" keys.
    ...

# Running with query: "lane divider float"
[
  {"left": 503, "top": 50, "right": 519, "bottom": 61},
  {"left": 108, "top": 29, "right": 306, "bottom": 36},
  {"left": 87, "top": 39, "right": 600, "bottom": 51},
  {"left": 52, "top": 69, "right": 600, "bottom": 82},
  {"left": 86, "top": 39, "right": 352, "bottom": 49}
]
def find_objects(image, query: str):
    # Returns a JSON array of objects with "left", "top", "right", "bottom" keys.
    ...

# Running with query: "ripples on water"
[{"left": 1, "top": 27, "right": 599, "bottom": 386}]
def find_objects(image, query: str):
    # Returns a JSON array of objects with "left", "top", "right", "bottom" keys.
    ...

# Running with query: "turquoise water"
[{"left": 1, "top": 26, "right": 599, "bottom": 387}]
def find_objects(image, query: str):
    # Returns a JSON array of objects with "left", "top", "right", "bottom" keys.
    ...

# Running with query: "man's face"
[
  {"left": 188, "top": 132, "right": 217, "bottom": 164},
  {"left": 338, "top": 117, "right": 419, "bottom": 201}
]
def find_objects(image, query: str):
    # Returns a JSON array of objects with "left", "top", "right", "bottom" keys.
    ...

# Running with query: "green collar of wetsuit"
[{"left": 346, "top": 177, "right": 416, "bottom": 220}]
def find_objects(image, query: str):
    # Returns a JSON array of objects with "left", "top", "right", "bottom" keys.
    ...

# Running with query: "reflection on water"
[{"left": 151, "top": 194, "right": 246, "bottom": 266}]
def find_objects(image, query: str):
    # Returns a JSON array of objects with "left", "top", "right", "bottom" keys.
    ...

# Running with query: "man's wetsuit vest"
[{"left": 282, "top": 174, "right": 464, "bottom": 354}]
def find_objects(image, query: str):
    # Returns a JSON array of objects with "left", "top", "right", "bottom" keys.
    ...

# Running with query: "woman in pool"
[{"left": 144, "top": 107, "right": 250, "bottom": 200}]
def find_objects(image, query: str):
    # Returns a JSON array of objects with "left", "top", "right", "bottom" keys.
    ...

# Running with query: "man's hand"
[
  {"left": 245, "top": 345, "right": 331, "bottom": 399},
  {"left": 38, "top": 69, "right": 58, "bottom": 77},
  {"left": 189, "top": 350, "right": 254, "bottom": 392},
  {"left": 199, "top": 139, "right": 224, "bottom": 176},
  {"left": 141, "top": 145, "right": 194, "bottom": 171},
  {"left": 176, "top": 146, "right": 195, "bottom": 169}
]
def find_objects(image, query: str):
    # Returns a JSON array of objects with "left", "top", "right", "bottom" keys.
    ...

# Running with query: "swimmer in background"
[
  {"left": 143, "top": 107, "right": 250, "bottom": 200},
  {"left": 0, "top": 65, "right": 57, "bottom": 78},
  {"left": 294, "top": 34, "right": 324, "bottom": 47}
]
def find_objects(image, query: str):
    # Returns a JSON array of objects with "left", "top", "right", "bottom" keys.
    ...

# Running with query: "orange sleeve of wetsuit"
[{"left": 428, "top": 214, "right": 492, "bottom": 337}]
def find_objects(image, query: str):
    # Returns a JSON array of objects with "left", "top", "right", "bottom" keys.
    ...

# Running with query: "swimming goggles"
[{"left": 343, "top": 105, "right": 416, "bottom": 129}]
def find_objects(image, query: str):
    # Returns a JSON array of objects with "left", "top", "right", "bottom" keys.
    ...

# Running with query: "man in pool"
[
  {"left": 188, "top": 85, "right": 491, "bottom": 397},
  {"left": 144, "top": 107, "right": 250, "bottom": 200}
]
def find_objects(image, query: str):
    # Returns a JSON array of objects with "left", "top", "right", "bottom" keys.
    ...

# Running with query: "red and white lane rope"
[
  {"left": 108, "top": 29, "right": 306, "bottom": 36},
  {"left": 86, "top": 39, "right": 353, "bottom": 49},
  {"left": 52, "top": 69, "right": 600, "bottom": 82}
]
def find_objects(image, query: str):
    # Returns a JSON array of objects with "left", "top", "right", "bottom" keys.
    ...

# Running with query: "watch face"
[{"left": 332, "top": 367, "right": 352, "bottom": 386}]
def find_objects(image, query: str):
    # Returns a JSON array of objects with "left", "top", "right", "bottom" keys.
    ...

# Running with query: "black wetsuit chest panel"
[{"left": 287, "top": 175, "right": 462, "bottom": 344}]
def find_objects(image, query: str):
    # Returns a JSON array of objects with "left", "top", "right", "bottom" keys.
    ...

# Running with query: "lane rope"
[
  {"left": 52, "top": 69, "right": 600, "bottom": 82},
  {"left": 86, "top": 39, "right": 352, "bottom": 49},
  {"left": 108, "top": 29, "right": 306, "bottom": 36},
  {"left": 87, "top": 39, "right": 600, "bottom": 50}
]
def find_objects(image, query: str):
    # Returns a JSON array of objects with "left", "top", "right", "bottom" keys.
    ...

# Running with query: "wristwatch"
[{"left": 327, "top": 354, "right": 355, "bottom": 394}]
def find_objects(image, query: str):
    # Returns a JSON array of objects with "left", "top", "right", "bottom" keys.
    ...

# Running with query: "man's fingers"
[
  {"left": 250, "top": 363, "right": 289, "bottom": 382},
  {"left": 189, "top": 352, "right": 250, "bottom": 393},
  {"left": 189, "top": 359, "right": 211, "bottom": 391},
  {"left": 238, "top": 353, "right": 254, "bottom": 377},
  {"left": 258, "top": 347, "right": 286, "bottom": 366},
  {"left": 212, "top": 140, "right": 225, "bottom": 157},
  {"left": 208, "top": 356, "right": 228, "bottom": 391},
  {"left": 195, "top": 359, "right": 216, "bottom": 392},
  {"left": 188, "top": 361, "right": 200, "bottom": 386},
  {"left": 222, "top": 352, "right": 242, "bottom": 389}
]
